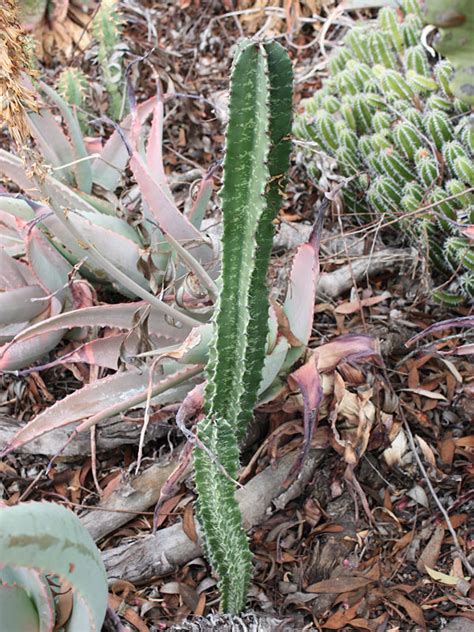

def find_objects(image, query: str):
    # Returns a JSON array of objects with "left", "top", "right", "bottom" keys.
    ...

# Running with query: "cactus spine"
[
  {"left": 296, "top": 1, "right": 473, "bottom": 302},
  {"left": 193, "top": 40, "right": 292, "bottom": 613}
]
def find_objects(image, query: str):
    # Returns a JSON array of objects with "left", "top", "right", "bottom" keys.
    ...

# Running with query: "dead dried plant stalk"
[{"left": 0, "top": 0, "right": 38, "bottom": 148}]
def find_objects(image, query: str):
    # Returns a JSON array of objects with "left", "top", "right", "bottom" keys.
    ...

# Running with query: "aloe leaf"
[
  {"left": 187, "top": 172, "right": 214, "bottom": 230},
  {"left": 145, "top": 96, "right": 174, "bottom": 202},
  {"left": 0, "top": 502, "right": 108, "bottom": 631},
  {"left": 0, "top": 584, "right": 40, "bottom": 631},
  {"left": 130, "top": 152, "right": 212, "bottom": 265},
  {"left": 39, "top": 82, "right": 93, "bottom": 194},
  {"left": 0, "top": 286, "right": 46, "bottom": 324},
  {"left": 12, "top": 302, "right": 191, "bottom": 343},
  {"left": 0, "top": 248, "right": 35, "bottom": 289},
  {"left": 161, "top": 229, "right": 218, "bottom": 300},
  {"left": 27, "top": 109, "right": 75, "bottom": 185},
  {"left": 0, "top": 298, "right": 64, "bottom": 371},
  {"left": 258, "top": 335, "right": 290, "bottom": 394},
  {"left": 0, "top": 150, "right": 40, "bottom": 196},
  {"left": 26, "top": 228, "right": 72, "bottom": 295},
  {"left": 1, "top": 364, "right": 203, "bottom": 455},
  {"left": 0, "top": 195, "right": 36, "bottom": 221},
  {"left": 283, "top": 212, "right": 324, "bottom": 349},
  {"left": 25, "top": 198, "right": 201, "bottom": 328},
  {"left": 0, "top": 567, "right": 55, "bottom": 631},
  {"left": 92, "top": 96, "right": 157, "bottom": 190}
]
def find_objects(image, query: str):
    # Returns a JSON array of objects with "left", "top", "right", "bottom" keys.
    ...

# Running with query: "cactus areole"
[{"left": 193, "top": 39, "right": 293, "bottom": 613}]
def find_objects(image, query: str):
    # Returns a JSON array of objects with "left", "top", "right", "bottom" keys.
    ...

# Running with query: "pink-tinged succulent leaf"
[
  {"left": 0, "top": 286, "right": 47, "bottom": 325},
  {"left": 286, "top": 333, "right": 380, "bottom": 481},
  {"left": 0, "top": 567, "right": 55, "bottom": 631},
  {"left": 406, "top": 316, "right": 474, "bottom": 347},
  {"left": 146, "top": 96, "right": 174, "bottom": 202},
  {"left": 40, "top": 82, "right": 92, "bottom": 195},
  {"left": 92, "top": 97, "right": 157, "bottom": 191},
  {"left": 1, "top": 364, "right": 203, "bottom": 455},
  {"left": 0, "top": 583, "right": 40, "bottom": 631},
  {"left": 258, "top": 336, "right": 290, "bottom": 395},
  {"left": 26, "top": 227, "right": 72, "bottom": 295},
  {"left": 446, "top": 343, "right": 474, "bottom": 355},
  {"left": 13, "top": 302, "right": 191, "bottom": 344},
  {"left": 287, "top": 354, "right": 324, "bottom": 482},
  {"left": 130, "top": 151, "right": 213, "bottom": 263},
  {"left": 314, "top": 334, "right": 381, "bottom": 373},
  {"left": 0, "top": 248, "right": 33, "bottom": 289},
  {"left": 24, "top": 333, "right": 139, "bottom": 372},
  {"left": 187, "top": 171, "right": 214, "bottom": 230},
  {"left": 0, "top": 297, "right": 64, "bottom": 371},
  {"left": 27, "top": 109, "right": 75, "bottom": 184},
  {"left": 0, "top": 197, "right": 35, "bottom": 222},
  {"left": 283, "top": 208, "right": 325, "bottom": 347},
  {"left": 0, "top": 150, "right": 40, "bottom": 196},
  {"left": 0, "top": 502, "right": 107, "bottom": 632}
]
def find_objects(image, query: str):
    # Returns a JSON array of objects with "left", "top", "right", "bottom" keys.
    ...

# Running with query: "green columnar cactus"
[
  {"left": 424, "top": 0, "right": 474, "bottom": 105},
  {"left": 91, "top": 0, "right": 124, "bottom": 120},
  {"left": 57, "top": 67, "right": 89, "bottom": 132},
  {"left": 295, "top": 0, "right": 474, "bottom": 304},
  {"left": 193, "top": 40, "right": 292, "bottom": 613}
]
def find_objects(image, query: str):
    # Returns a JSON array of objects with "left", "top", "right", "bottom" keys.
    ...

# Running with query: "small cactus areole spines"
[{"left": 296, "top": 3, "right": 474, "bottom": 302}]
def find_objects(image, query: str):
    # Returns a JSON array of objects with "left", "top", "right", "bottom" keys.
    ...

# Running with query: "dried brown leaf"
[{"left": 307, "top": 576, "right": 374, "bottom": 594}]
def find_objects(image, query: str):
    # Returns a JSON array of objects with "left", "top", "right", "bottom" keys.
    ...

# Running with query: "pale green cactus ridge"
[
  {"left": 379, "top": 6, "right": 404, "bottom": 53},
  {"left": 194, "top": 40, "right": 293, "bottom": 614},
  {"left": 426, "top": 94, "right": 453, "bottom": 111},
  {"left": 91, "top": 0, "right": 124, "bottom": 120},
  {"left": 394, "top": 120, "right": 424, "bottom": 159},
  {"left": 380, "top": 147, "right": 413, "bottom": 182},
  {"left": 460, "top": 272, "right": 474, "bottom": 297},
  {"left": 433, "top": 289, "right": 465, "bottom": 305},
  {"left": 57, "top": 68, "right": 88, "bottom": 108},
  {"left": 236, "top": 40, "right": 293, "bottom": 439},
  {"left": 404, "top": 45, "right": 430, "bottom": 77},
  {"left": 296, "top": 3, "right": 474, "bottom": 301},
  {"left": 443, "top": 140, "right": 468, "bottom": 175},
  {"left": 423, "top": 110, "right": 454, "bottom": 149},
  {"left": 434, "top": 60, "right": 455, "bottom": 96},
  {"left": 402, "top": 0, "right": 423, "bottom": 19},
  {"left": 370, "top": 133, "right": 392, "bottom": 152},
  {"left": 372, "top": 111, "right": 392, "bottom": 133},
  {"left": 454, "top": 156, "right": 474, "bottom": 185},
  {"left": 407, "top": 70, "right": 439, "bottom": 94},
  {"left": 369, "top": 31, "right": 397, "bottom": 69}
]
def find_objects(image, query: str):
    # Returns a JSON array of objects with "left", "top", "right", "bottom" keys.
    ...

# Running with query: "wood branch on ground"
[{"left": 101, "top": 448, "right": 324, "bottom": 585}]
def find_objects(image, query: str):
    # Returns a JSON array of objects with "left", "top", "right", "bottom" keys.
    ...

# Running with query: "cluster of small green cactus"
[
  {"left": 91, "top": 0, "right": 125, "bottom": 120},
  {"left": 295, "top": 0, "right": 473, "bottom": 304},
  {"left": 55, "top": 0, "right": 124, "bottom": 122}
]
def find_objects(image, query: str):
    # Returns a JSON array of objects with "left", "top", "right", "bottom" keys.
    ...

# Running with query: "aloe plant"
[
  {"left": 193, "top": 39, "right": 292, "bottom": 614},
  {"left": 294, "top": 0, "right": 474, "bottom": 304},
  {"left": 0, "top": 48, "right": 315, "bottom": 463},
  {"left": 0, "top": 501, "right": 107, "bottom": 631}
]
